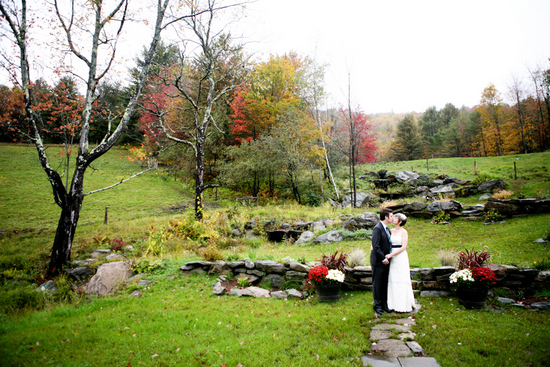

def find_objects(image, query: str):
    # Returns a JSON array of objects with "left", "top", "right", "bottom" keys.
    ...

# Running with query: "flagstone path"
[{"left": 362, "top": 304, "right": 442, "bottom": 367}]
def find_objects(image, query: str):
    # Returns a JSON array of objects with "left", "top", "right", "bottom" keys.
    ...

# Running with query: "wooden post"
[
  {"left": 104, "top": 206, "right": 108, "bottom": 225},
  {"left": 514, "top": 161, "right": 517, "bottom": 180},
  {"left": 474, "top": 161, "right": 477, "bottom": 175},
  {"left": 426, "top": 158, "right": 429, "bottom": 171}
]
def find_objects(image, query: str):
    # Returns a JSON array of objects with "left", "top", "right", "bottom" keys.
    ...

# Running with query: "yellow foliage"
[{"left": 492, "top": 190, "right": 514, "bottom": 199}]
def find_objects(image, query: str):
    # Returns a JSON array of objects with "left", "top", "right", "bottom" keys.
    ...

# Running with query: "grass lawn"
[
  {"left": 1, "top": 264, "right": 548, "bottom": 367},
  {"left": 1, "top": 144, "right": 550, "bottom": 366}
]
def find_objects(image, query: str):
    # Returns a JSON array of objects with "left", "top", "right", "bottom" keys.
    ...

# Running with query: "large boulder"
[
  {"left": 255, "top": 260, "right": 284, "bottom": 274},
  {"left": 261, "top": 274, "right": 284, "bottom": 289},
  {"left": 403, "top": 201, "right": 427, "bottom": 212},
  {"left": 477, "top": 179, "right": 505, "bottom": 193},
  {"left": 342, "top": 212, "right": 380, "bottom": 231},
  {"left": 427, "top": 200, "right": 463, "bottom": 213},
  {"left": 429, "top": 184, "right": 458, "bottom": 194},
  {"left": 295, "top": 230, "right": 315, "bottom": 245},
  {"left": 85, "top": 261, "right": 132, "bottom": 296},
  {"left": 341, "top": 192, "right": 377, "bottom": 208},
  {"left": 484, "top": 198, "right": 550, "bottom": 216},
  {"left": 395, "top": 171, "right": 419, "bottom": 183},
  {"left": 312, "top": 230, "right": 344, "bottom": 244}
]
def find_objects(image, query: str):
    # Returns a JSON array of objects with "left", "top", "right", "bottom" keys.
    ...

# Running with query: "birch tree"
[
  {"left": 154, "top": 0, "right": 245, "bottom": 220},
  {"left": 0, "top": 0, "right": 178, "bottom": 275}
]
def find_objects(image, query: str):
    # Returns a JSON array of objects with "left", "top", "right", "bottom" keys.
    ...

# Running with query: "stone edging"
[{"left": 180, "top": 260, "right": 550, "bottom": 300}]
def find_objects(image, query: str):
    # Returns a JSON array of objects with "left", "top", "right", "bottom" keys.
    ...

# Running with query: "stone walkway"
[{"left": 362, "top": 304, "right": 441, "bottom": 367}]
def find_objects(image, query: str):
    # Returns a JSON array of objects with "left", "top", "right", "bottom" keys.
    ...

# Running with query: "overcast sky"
[
  {"left": 228, "top": 0, "right": 550, "bottom": 114},
  {"left": 2, "top": 0, "right": 549, "bottom": 115}
]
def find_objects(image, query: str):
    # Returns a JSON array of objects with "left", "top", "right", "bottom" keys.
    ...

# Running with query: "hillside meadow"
[{"left": 0, "top": 144, "right": 549, "bottom": 366}]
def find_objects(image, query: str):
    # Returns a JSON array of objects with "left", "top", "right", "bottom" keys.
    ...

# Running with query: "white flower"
[
  {"left": 326, "top": 269, "right": 345, "bottom": 283},
  {"left": 449, "top": 269, "right": 474, "bottom": 284}
]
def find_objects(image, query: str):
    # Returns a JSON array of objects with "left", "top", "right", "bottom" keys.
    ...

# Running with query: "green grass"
[
  {"left": 0, "top": 267, "right": 372, "bottom": 366},
  {"left": 1, "top": 264, "right": 548, "bottom": 367},
  {"left": 415, "top": 297, "right": 550, "bottom": 367},
  {"left": 367, "top": 152, "right": 550, "bottom": 198},
  {"left": 1, "top": 144, "right": 550, "bottom": 366}
]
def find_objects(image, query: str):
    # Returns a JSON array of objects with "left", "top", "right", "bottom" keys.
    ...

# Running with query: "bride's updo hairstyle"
[{"left": 395, "top": 213, "right": 407, "bottom": 226}]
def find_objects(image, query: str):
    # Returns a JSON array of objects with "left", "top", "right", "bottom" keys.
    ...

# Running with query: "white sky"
[
  {"left": 2, "top": 0, "right": 549, "bottom": 115},
  {"left": 228, "top": 0, "right": 550, "bottom": 114}
]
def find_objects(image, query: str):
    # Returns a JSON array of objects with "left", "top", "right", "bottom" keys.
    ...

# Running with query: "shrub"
[
  {"left": 484, "top": 209, "right": 502, "bottom": 223},
  {"left": 471, "top": 172, "right": 500, "bottom": 186},
  {"left": 52, "top": 274, "right": 81, "bottom": 304},
  {"left": 0, "top": 282, "right": 46, "bottom": 314},
  {"left": 304, "top": 191, "right": 322, "bottom": 207},
  {"left": 319, "top": 250, "right": 348, "bottom": 272},
  {"left": 432, "top": 211, "right": 450, "bottom": 224},
  {"left": 348, "top": 248, "right": 366, "bottom": 268},
  {"left": 169, "top": 211, "right": 223, "bottom": 243},
  {"left": 237, "top": 276, "right": 249, "bottom": 287},
  {"left": 132, "top": 259, "right": 166, "bottom": 274},
  {"left": 492, "top": 190, "right": 514, "bottom": 199},
  {"left": 457, "top": 247, "right": 491, "bottom": 270},
  {"left": 145, "top": 226, "right": 169, "bottom": 257},
  {"left": 198, "top": 245, "right": 223, "bottom": 262},
  {"left": 111, "top": 237, "right": 128, "bottom": 252}
]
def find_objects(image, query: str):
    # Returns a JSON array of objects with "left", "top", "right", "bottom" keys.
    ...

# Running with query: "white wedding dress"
[{"left": 387, "top": 233, "right": 416, "bottom": 312}]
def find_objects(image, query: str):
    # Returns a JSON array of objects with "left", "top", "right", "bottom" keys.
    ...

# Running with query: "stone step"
[{"left": 362, "top": 356, "right": 441, "bottom": 367}]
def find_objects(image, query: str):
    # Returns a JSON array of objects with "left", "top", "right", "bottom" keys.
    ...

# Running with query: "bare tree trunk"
[
  {"left": 48, "top": 170, "right": 84, "bottom": 274},
  {"left": 195, "top": 138, "right": 205, "bottom": 220},
  {"left": 347, "top": 73, "right": 357, "bottom": 207}
]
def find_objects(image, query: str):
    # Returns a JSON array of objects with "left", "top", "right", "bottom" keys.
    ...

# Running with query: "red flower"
[
  {"left": 472, "top": 267, "right": 497, "bottom": 285},
  {"left": 308, "top": 265, "right": 329, "bottom": 285}
]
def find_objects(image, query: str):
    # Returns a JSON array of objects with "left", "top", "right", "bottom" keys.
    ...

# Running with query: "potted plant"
[
  {"left": 308, "top": 250, "right": 348, "bottom": 302},
  {"left": 449, "top": 247, "right": 497, "bottom": 309}
]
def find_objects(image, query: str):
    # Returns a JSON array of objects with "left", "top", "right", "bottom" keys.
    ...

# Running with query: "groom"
[{"left": 370, "top": 208, "right": 393, "bottom": 315}]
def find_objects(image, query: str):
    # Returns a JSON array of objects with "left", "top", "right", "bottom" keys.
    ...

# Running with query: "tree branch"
[{"left": 83, "top": 168, "right": 153, "bottom": 196}]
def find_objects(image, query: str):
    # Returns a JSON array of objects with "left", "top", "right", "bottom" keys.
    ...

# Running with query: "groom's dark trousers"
[{"left": 370, "top": 221, "right": 391, "bottom": 314}]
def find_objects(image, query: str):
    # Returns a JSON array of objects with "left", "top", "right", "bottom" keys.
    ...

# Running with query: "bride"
[{"left": 385, "top": 213, "right": 416, "bottom": 313}]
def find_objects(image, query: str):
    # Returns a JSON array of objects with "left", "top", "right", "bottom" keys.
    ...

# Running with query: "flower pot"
[
  {"left": 456, "top": 285, "right": 489, "bottom": 309},
  {"left": 315, "top": 283, "right": 341, "bottom": 302}
]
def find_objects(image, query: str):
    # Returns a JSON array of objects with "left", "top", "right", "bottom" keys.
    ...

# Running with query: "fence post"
[
  {"left": 104, "top": 206, "right": 108, "bottom": 225},
  {"left": 474, "top": 160, "right": 477, "bottom": 175},
  {"left": 514, "top": 161, "right": 517, "bottom": 180}
]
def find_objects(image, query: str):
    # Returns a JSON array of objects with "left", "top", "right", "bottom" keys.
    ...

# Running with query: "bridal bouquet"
[{"left": 308, "top": 265, "right": 345, "bottom": 285}]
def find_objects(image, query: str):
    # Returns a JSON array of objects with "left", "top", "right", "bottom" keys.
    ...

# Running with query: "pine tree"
[{"left": 392, "top": 114, "right": 423, "bottom": 161}]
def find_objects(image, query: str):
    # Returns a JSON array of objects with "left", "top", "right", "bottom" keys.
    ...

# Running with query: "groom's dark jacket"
[{"left": 370, "top": 221, "right": 391, "bottom": 266}]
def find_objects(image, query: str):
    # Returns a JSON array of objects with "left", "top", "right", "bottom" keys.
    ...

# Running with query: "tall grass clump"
[
  {"left": 437, "top": 249, "right": 456, "bottom": 267},
  {"left": 348, "top": 248, "right": 366, "bottom": 268}
]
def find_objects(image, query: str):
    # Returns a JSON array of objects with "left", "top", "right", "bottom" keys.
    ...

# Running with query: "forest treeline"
[{"left": 1, "top": 40, "right": 549, "bottom": 201}]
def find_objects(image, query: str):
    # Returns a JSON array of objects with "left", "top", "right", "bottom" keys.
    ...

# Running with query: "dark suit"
[{"left": 370, "top": 221, "right": 391, "bottom": 313}]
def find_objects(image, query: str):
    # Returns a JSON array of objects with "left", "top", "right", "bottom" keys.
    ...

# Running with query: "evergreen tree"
[{"left": 392, "top": 114, "right": 423, "bottom": 161}]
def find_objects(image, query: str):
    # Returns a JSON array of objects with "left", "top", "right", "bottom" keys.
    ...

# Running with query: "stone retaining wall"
[{"left": 181, "top": 260, "right": 550, "bottom": 295}]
